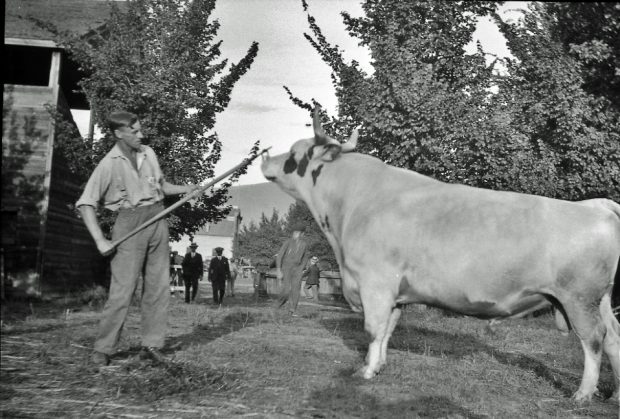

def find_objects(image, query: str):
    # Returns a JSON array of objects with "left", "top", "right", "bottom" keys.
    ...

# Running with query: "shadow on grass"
[
  {"left": 320, "top": 316, "right": 583, "bottom": 399},
  {"left": 307, "top": 379, "right": 485, "bottom": 419}
]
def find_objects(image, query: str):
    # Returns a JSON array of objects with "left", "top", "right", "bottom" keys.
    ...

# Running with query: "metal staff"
[{"left": 106, "top": 147, "right": 271, "bottom": 253}]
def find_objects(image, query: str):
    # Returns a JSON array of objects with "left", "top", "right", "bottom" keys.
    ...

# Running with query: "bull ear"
[
  {"left": 313, "top": 106, "right": 329, "bottom": 146},
  {"left": 318, "top": 143, "right": 342, "bottom": 162}
]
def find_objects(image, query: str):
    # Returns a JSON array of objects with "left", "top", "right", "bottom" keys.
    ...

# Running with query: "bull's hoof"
[
  {"left": 355, "top": 365, "right": 377, "bottom": 379},
  {"left": 572, "top": 388, "right": 595, "bottom": 404},
  {"left": 608, "top": 390, "right": 619, "bottom": 404}
]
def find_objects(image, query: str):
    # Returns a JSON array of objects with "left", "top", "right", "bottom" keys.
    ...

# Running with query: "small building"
[
  {"left": 3, "top": 0, "right": 116, "bottom": 296},
  {"left": 171, "top": 207, "right": 242, "bottom": 261}
]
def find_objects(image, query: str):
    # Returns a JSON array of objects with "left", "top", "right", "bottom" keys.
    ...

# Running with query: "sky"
[{"left": 72, "top": 0, "right": 529, "bottom": 186}]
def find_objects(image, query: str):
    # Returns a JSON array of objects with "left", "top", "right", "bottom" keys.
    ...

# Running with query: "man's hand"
[
  {"left": 185, "top": 184, "right": 200, "bottom": 194},
  {"left": 276, "top": 269, "right": 283, "bottom": 280},
  {"left": 95, "top": 238, "right": 115, "bottom": 256}
]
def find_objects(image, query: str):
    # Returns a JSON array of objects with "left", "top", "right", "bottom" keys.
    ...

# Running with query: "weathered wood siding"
[{"left": 2, "top": 85, "right": 105, "bottom": 296}]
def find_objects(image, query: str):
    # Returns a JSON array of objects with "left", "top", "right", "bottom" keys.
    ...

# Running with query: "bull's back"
[{"left": 337, "top": 176, "right": 619, "bottom": 316}]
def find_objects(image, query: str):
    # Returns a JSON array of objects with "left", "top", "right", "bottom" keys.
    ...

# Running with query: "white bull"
[{"left": 261, "top": 108, "right": 620, "bottom": 403}]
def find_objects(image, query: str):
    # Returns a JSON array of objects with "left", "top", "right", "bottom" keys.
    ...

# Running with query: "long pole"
[{"left": 107, "top": 147, "right": 271, "bottom": 252}]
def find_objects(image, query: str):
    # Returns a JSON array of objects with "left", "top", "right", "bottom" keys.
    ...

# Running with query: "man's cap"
[
  {"left": 214, "top": 246, "right": 224, "bottom": 254},
  {"left": 311, "top": 256, "right": 318, "bottom": 261},
  {"left": 189, "top": 243, "right": 198, "bottom": 248}
]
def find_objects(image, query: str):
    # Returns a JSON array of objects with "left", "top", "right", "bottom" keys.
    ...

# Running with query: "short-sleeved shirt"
[{"left": 76, "top": 144, "right": 164, "bottom": 211}]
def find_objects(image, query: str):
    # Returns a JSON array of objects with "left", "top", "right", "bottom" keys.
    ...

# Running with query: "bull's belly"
[{"left": 395, "top": 290, "right": 550, "bottom": 320}]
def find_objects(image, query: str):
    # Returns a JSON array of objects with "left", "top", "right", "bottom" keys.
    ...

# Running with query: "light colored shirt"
[{"left": 76, "top": 144, "right": 164, "bottom": 211}]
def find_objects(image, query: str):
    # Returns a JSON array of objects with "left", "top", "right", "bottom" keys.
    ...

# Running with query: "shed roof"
[
  {"left": 196, "top": 220, "right": 237, "bottom": 238},
  {"left": 5, "top": 0, "right": 117, "bottom": 41}
]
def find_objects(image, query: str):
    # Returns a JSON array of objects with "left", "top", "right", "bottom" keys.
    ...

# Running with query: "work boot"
[
  {"left": 91, "top": 351, "right": 110, "bottom": 366},
  {"left": 139, "top": 347, "right": 168, "bottom": 364}
]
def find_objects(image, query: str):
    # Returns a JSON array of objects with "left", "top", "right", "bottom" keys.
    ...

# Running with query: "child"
[{"left": 303, "top": 256, "right": 320, "bottom": 302}]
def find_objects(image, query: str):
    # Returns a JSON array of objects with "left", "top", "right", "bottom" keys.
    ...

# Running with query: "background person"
[
  {"left": 182, "top": 243, "right": 203, "bottom": 303},
  {"left": 274, "top": 224, "right": 309, "bottom": 316},
  {"left": 303, "top": 256, "right": 321, "bottom": 302},
  {"left": 209, "top": 247, "right": 230, "bottom": 305},
  {"left": 228, "top": 258, "right": 239, "bottom": 297},
  {"left": 76, "top": 110, "right": 198, "bottom": 366}
]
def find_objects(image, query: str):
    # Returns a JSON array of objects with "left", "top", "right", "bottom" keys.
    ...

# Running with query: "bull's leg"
[
  {"left": 600, "top": 294, "right": 620, "bottom": 402},
  {"left": 358, "top": 290, "right": 394, "bottom": 379},
  {"left": 560, "top": 298, "right": 606, "bottom": 403},
  {"left": 378, "top": 306, "right": 402, "bottom": 368}
]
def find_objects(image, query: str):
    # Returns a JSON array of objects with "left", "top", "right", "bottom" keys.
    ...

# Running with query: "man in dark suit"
[
  {"left": 208, "top": 247, "right": 230, "bottom": 305},
  {"left": 182, "top": 243, "right": 203, "bottom": 303}
]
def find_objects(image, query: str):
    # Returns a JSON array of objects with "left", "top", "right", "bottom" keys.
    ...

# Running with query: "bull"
[{"left": 261, "top": 108, "right": 620, "bottom": 403}]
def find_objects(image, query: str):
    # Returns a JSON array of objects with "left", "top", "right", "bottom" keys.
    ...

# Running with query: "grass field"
[{"left": 1, "top": 288, "right": 617, "bottom": 418}]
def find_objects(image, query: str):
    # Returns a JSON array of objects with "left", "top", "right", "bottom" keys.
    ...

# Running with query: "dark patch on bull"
[
  {"left": 308, "top": 145, "right": 315, "bottom": 159},
  {"left": 311, "top": 164, "right": 324, "bottom": 185},
  {"left": 590, "top": 339, "right": 602, "bottom": 354},
  {"left": 297, "top": 154, "right": 309, "bottom": 177},
  {"left": 283, "top": 154, "right": 297, "bottom": 174},
  {"left": 325, "top": 215, "right": 330, "bottom": 230}
]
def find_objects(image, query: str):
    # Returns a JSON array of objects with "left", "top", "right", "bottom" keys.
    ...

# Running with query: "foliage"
[
  {"left": 36, "top": 0, "right": 260, "bottom": 240},
  {"left": 289, "top": 0, "right": 619, "bottom": 201},
  {"left": 235, "top": 210, "right": 288, "bottom": 268},
  {"left": 491, "top": 2, "right": 620, "bottom": 200},
  {"left": 284, "top": 202, "right": 338, "bottom": 270},
  {"left": 236, "top": 202, "right": 339, "bottom": 270}
]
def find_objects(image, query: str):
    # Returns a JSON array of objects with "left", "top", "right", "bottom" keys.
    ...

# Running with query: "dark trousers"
[
  {"left": 212, "top": 280, "right": 225, "bottom": 304},
  {"left": 184, "top": 276, "right": 199, "bottom": 303}
]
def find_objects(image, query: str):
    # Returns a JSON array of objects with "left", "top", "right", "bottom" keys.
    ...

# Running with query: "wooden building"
[{"left": 2, "top": 0, "right": 116, "bottom": 296}]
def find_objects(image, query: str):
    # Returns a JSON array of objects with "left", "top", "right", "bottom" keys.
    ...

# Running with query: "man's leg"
[
  {"left": 184, "top": 277, "right": 191, "bottom": 303},
  {"left": 212, "top": 283, "right": 218, "bottom": 304},
  {"left": 191, "top": 277, "right": 198, "bottom": 301},
  {"left": 273, "top": 270, "right": 292, "bottom": 309},
  {"left": 312, "top": 285, "right": 319, "bottom": 302},
  {"left": 141, "top": 215, "right": 170, "bottom": 350},
  {"left": 290, "top": 273, "right": 302, "bottom": 312},
  {"left": 94, "top": 212, "right": 147, "bottom": 356}
]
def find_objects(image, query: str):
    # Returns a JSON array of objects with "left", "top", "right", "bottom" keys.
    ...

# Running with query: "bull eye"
[{"left": 283, "top": 154, "right": 298, "bottom": 174}]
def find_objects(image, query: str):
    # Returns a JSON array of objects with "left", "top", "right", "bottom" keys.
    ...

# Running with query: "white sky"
[{"left": 72, "top": 0, "right": 528, "bottom": 186}]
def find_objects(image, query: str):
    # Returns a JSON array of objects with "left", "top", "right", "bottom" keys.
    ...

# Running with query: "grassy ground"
[{"left": 1, "top": 288, "right": 617, "bottom": 418}]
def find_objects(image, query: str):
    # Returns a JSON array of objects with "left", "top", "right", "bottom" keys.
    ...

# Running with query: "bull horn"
[
  {"left": 313, "top": 106, "right": 329, "bottom": 146},
  {"left": 341, "top": 128, "right": 358, "bottom": 153}
]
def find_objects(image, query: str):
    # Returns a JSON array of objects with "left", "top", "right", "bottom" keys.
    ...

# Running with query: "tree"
[
  {"left": 492, "top": 2, "right": 620, "bottom": 200},
  {"left": 284, "top": 201, "right": 337, "bottom": 269},
  {"left": 38, "top": 0, "right": 260, "bottom": 240},
  {"left": 290, "top": 0, "right": 619, "bottom": 201},
  {"left": 236, "top": 210, "right": 287, "bottom": 268}
]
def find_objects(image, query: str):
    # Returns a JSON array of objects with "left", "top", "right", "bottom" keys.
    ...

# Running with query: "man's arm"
[
  {"left": 78, "top": 205, "right": 114, "bottom": 256},
  {"left": 161, "top": 181, "right": 199, "bottom": 196},
  {"left": 275, "top": 240, "right": 288, "bottom": 280}
]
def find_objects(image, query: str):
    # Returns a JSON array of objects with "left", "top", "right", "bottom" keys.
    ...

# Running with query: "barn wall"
[
  {"left": 2, "top": 85, "right": 105, "bottom": 296},
  {"left": 41, "top": 93, "right": 106, "bottom": 294},
  {"left": 2, "top": 85, "right": 53, "bottom": 295}
]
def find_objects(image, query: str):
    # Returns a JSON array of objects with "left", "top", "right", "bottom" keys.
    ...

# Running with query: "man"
[
  {"left": 208, "top": 247, "right": 230, "bottom": 305},
  {"left": 227, "top": 258, "right": 239, "bottom": 297},
  {"left": 274, "top": 224, "right": 309, "bottom": 316},
  {"left": 182, "top": 243, "right": 203, "bottom": 303},
  {"left": 76, "top": 110, "right": 198, "bottom": 367}
]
